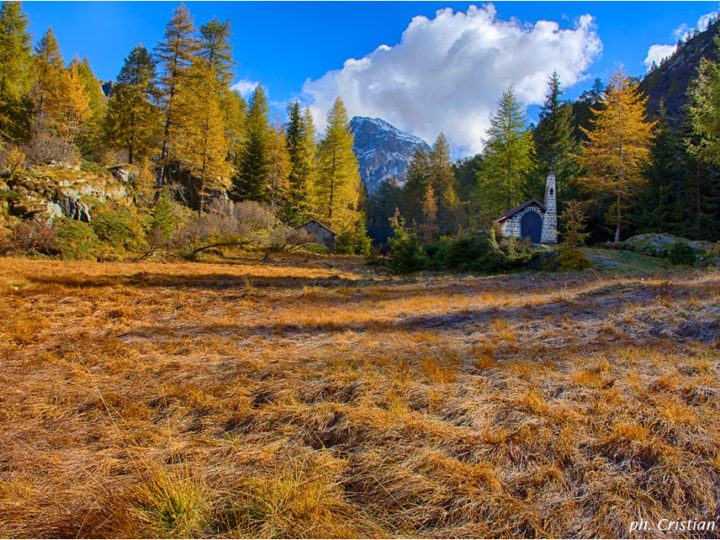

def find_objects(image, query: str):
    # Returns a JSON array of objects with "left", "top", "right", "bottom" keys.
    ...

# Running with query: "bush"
[
  {"left": 527, "top": 249, "right": 559, "bottom": 271},
  {"left": 177, "top": 199, "right": 277, "bottom": 250},
  {"left": 423, "top": 236, "right": 452, "bottom": 271},
  {"left": 334, "top": 230, "right": 354, "bottom": 254},
  {"left": 12, "top": 220, "right": 58, "bottom": 254},
  {"left": 55, "top": 217, "right": 101, "bottom": 260},
  {"left": 499, "top": 236, "right": 534, "bottom": 270},
  {"left": 387, "top": 220, "right": 427, "bottom": 274},
  {"left": 79, "top": 159, "right": 107, "bottom": 174},
  {"left": 92, "top": 208, "right": 148, "bottom": 254},
  {"left": 444, "top": 232, "right": 506, "bottom": 273},
  {"left": 149, "top": 193, "right": 181, "bottom": 247},
  {"left": 668, "top": 242, "right": 697, "bottom": 265},
  {"left": 557, "top": 246, "right": 593, "bottom": 271},
  {"left": 352, "top": 217, "right": 372, "bottom": 256}
]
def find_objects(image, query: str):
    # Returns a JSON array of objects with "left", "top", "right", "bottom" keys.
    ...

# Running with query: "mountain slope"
[
  {"left": 350, "top": 116, "right": 432, "bottom": 195},
  {"left": 639, "top": 20, "right": 720, "bottom": 124}
]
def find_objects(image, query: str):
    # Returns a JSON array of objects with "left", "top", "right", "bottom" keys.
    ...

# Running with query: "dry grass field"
[{"left": 1, "top": 255, "right": 719, "bottom": 538}]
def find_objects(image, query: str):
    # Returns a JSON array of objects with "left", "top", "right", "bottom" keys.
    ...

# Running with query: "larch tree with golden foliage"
[
  {"left": 578, "top": 70, "right": 655, "bottom": 242},
  {"left": 313, "top": 97, "right": 361, "bottom": 232},
  {"left": 266, "top": 117, "right": 291, "bottom": 212},
  {"left": 175, "top": 18, "right": 233, "bottom": 215},
  {"left": 154, "top": 4, "right": 198, "bottom": 189},
  {"left": 47, "top": 63, "right": 91, "bottom": 158}
]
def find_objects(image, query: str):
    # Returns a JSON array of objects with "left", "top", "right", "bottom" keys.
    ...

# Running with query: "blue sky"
[{"left": 21, "top": 1, "right": 719, "bottom": 155}]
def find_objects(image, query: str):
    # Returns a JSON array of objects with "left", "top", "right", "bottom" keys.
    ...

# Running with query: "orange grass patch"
[{"left": 1, "top": 256, "right": 719, "bottom": 537}]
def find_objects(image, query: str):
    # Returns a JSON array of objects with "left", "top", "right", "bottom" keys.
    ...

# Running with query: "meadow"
[{"left": 1, "top": 254, "right": 719, "bottom": 538}]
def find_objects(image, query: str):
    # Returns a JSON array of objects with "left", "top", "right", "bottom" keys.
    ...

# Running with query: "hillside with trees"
[{"left": 0, "top": 1, "right": 719, "bottom": 266}]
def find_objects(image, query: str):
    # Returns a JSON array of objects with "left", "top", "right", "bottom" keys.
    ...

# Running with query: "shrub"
[
  {"left": 499, "top": 236, "right": 534, "bottom": 269},
  {"left": 334, "top": 230, "right": 354, "bottom": 254},
  {"left": 387, "top": 219, "right": 427, "bottom": 274},
  {"left": 351, "top": 215, "right": 372, "bottom": 256},
  {"left": 55, "top": 217, "right": 101, "bottom": 260},
  {"left": 92, "top": 208, "right": 148, "bottom": 254},
  {"left": 444, "top": 231, "right": 507, "bottom": 273},
  {"left": 527, "top": 249, "right": 559, "bottom": 271},
  {"left": 423, "top": 236, "right": 452, "bottom": 271},
  {"left": 12, "top": 220, "right": 58, "bottom": 254},
  {"left": 557, "top": 246, "right": 593, "bottom": 271},
  {"left": 668, "top": 242, "right": 696, "bottom": 265},
  {"left": 79, "top": 159, "right": 107, "bottom": 174},
  {"left": 149, "top": 193, "right": 181, "bottom": 246},
  {"left": 177, "top": 199, "right": 277, "bottom": 250}
]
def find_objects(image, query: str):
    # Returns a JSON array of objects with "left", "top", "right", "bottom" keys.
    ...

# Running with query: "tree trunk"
[
  {"left": 328, "top": 143, "right": 336, "bottom": 219},
  {"left": 615, "top": 193, "right": 621, "bottom": 243}
]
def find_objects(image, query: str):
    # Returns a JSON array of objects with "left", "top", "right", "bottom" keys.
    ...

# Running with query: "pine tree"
[
  {"left": 400, "top": 148, "right": 431, "bottom": 226},
  {"left": 0, "top": 1, "right": 31, "bottom": 100},
  {"left": 313, "top": 97, "right": 361, "bottom": 231},
  {"left": 367, "top": 177, "right": 403, "bottom": 245},
  {"left": 687, "top": 36, "right": 720, "bottom": 166},
  {"left": 476, "top": 87, "right": 534, "bottom": 224},
  {"left": 285, "top": 102, "right": 316, "bottom": 224},
  {"left": 578, "top": 69, "right": 655, "bottom": 242},
  {"left": 531, "top": 72, "right": 579, "bottom": 203},
  {"left": 103, "top": 45, "right": 161, "bottom": 164},
  {"left": 632, "top": 104, "right": 686, "bottom": 234},
  {"left": 154, "top": 4, "right": 197, "bottom": 188},
  {"left": 0, "top": 1, "right": 32, "bottom": 143},
  {"left": 428, "top": 133, "right": 463, "bottom": 234},
  {"left": 230, "top": 84, "right": 270, "bottom": 201}
]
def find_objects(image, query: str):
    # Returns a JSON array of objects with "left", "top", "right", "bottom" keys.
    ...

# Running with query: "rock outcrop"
[{"left": 0, "top": 161, "right": 135, "bottom": 230}]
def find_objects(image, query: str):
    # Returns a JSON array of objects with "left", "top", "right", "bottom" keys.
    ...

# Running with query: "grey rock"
[{"left": 350, "top": 116, "right": 432, "bottom": 195}]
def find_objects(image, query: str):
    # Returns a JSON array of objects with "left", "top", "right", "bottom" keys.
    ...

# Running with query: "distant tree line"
[
  {"left": 0, "top": 2, "right": 365, "bottom": 243},
  {"left": 1, "top": 0, "right": 719, "bottom": 252}
]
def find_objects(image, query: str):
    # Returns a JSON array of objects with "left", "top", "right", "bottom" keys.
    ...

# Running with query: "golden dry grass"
[{"left": 0, "top": 255, "right": 719, "bottom": 538}]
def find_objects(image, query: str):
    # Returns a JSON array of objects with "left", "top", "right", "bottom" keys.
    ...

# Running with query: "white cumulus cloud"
[
  {"left": 231, "top": 79, "right": 259, "bottom": 98},
  {"left": 644, "top": 44, "right": 678, "bottom": 71},
  {"left": 645, "top": 5, "right": 720, "bottom": 71},
  {"left": 302, "top": 3, "right": 602, "bottom": 155}
]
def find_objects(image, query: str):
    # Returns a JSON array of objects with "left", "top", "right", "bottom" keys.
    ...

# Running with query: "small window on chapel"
[{"left": 550, "top": 188, "right": 554, "bottom": 195}]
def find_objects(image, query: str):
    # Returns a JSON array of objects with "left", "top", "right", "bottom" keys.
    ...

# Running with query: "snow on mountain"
[{"left": 350, "top": 116, "right": 432, "bottom": 195}]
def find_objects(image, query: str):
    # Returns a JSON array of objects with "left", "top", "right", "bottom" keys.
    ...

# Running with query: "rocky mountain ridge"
[
  {"left": 350, "top": 116, "right": 432, "bottom": 195},
  {"left": 639, "top": 19, "right": 720, "bottom": 124}
]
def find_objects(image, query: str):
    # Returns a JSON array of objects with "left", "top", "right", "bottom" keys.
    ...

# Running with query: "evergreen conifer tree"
[
  {"left": 285, "top": 102, "right": 316, "bottom": 224},
  {"left": 633, "top": 104, "right": 686, "bottom": 234},
  {"left": 0, "top": 1, "right": 32, "bottom": 143},
  {"left": 230, "top": 84, "right": 271, "bottom": 201},
  {"left": 687, "top": 36, "right": 720, "bottom": 167},
  {"left": 476, "top": 87, "right": 533, "bottom": 225},
  {"left": 531, "top": 72, "right": 579, "bottom": 203},
  {"left": 428, "top": 133, "right": 463, "bottom": 234}
]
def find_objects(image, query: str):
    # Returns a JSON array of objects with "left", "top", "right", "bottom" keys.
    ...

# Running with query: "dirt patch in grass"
[{"left": 1, "top": 257, "right": 719, "bottom": 537}]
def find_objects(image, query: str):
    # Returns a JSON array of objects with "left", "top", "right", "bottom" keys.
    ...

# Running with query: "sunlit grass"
[{"left": 0, "top": 255, "right": 718, "bottom": 537}]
